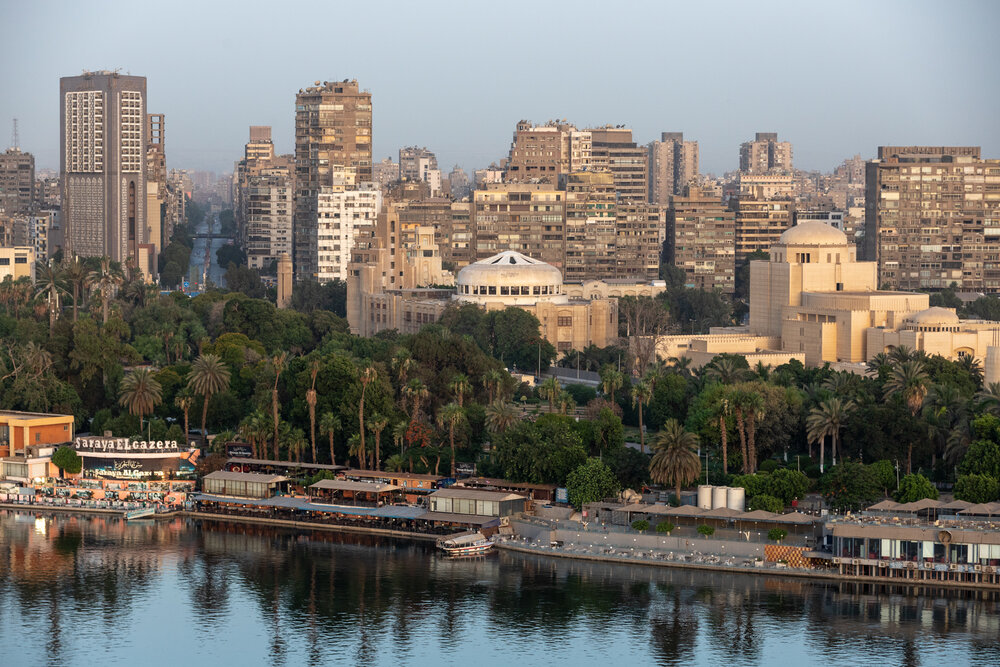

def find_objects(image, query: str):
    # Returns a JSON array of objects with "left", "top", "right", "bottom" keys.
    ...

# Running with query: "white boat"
[{"left": 437, "top": 531, "right": 494, "bottom": 556}]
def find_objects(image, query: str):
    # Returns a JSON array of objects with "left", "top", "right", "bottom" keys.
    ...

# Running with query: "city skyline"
[{"left": 2, "top": 0, "right": 998, "bottom": 176}]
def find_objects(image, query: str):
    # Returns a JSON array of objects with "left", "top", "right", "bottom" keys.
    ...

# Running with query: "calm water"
[{"left": 1, "top": 511, "right": 999, "bottom": 667}]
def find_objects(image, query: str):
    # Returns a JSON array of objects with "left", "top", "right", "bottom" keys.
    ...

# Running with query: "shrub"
[
  {"left": 767, "top": 528, "right": 788, "bottom": 542},
  {"left": 894, "top": 473, "right": 938, "bottom": 503},
  {"left": 766, "top": 469, "right": 810, "bottom": 504},
  {"left": 655, "top": 521, "right": 675, "bottom": 534},
  {"left": 759, "top": 459, "right": 781, "bottom": 473},
  {"left": 747, "top": 494, "right": 784, "bottom": 513},
  {"left": 631, "top": 519, "right": 650, "bottom": 532},
  {"left": 954, "top": 474, "right": 1000, "bottom": 504},
  {"left": 696, "top": 524, "right": 715, "bottom": 537},
  {"left": 52, "top": 447, "right": 82, "bottom": 476}
]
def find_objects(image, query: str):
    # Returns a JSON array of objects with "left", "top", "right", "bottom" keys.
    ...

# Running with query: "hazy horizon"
[{"left": 2, "top": 0, "right": 998, "bottom": 177}]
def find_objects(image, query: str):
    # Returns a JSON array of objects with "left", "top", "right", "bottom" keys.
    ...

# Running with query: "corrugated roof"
[
  {"left": 309, "top": 479, "right": 399, "bottom": 493},
  {"left": 204, "top": 471, "right": 286, "bottom": 483},
  {"left": 430, "top": 487, "right": 526, "bottom": 501}
]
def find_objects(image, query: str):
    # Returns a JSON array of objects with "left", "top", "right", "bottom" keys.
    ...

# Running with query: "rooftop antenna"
[{"left": 10, "top": 118, "right": 19, "bottom": 151}]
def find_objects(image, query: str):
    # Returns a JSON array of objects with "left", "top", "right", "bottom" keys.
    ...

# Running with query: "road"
[{"left": 189, "top": 211, "right": 229, "bottom": 288}]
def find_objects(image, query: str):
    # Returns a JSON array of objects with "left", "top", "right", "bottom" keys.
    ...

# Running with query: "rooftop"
[{"left": 430, "top": 487, "right": 526, "bottom": 502}]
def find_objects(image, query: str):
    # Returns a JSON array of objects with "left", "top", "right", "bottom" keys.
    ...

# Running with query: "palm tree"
[
  {"left": 976, "top": 382, "right": 1000, "bottom": 416},
  {"left": 884, "top": 359, "right": 929, "bottom": 473},
  {"left": 358, "top": 364, "right": 377, "bottom": 470},
  {"left": 539, "top": 376, "right": 561, "bottom": 412},
  {"left": 957, "top": 354, "right": 983, "bottom": 386},
  {"left": 34, "top": 260, "right": 67, "bottom": 334},
  {"left": 174, "top": 392, "right": 193, "bottom": 447},
  {"left": 437, "top": 403, "right": 465, "bottom": 476},
  {"left": 118, "top": 368, "right": 163, "bottom": 434},
  {"left": 823, "top": 371, "right": 861, "bottom": 398},
  {"left": 888, "top": 345, "right": 916, "bottom": 366},
  {"left": 187, "top": 353, "right": 231, "bottom": 444},
  {"left": 449, "top": 373, "right": 471, "bottom": 407},
  {"left": 867, "top": 352, "right": 891, "bottom": 377},
  {"left": 384, "top": 454, "right": 406, "bottom": 472},
  {"left": 557, "top": 391, "right": 575, "bottom": 415},
  {"left": 62, "top": 256, "right": 90, "bottom": 322},
  {"left": 306, "top": 360, "right": 319, "bottom": 463},
  {"left": 632, "top": 379, "right": 653, "bottom": 453},
  {"left": 270, "top": 352, "right": 288, "bottom": 460},
  {"left": 485, "top": 400, "right": 518, "bottom": 433},
  {"left": 319, "top": 412, "right": 340, "bottom": 466},
  {"left": 705, "top": 357, "right": 747, "bottom": 385},
  {"left": 649, "top": 419, "right": 702, "bottom": 501},
  {"left": 743, "top": 391, "right": 766, "bottom": 474},
  {"left": 369, "top": 414, "right": 389, "bottom": 471},
  {"left": 347, "top": 433, "right": 363, "bottom": 469},
  {"left": 90, "top": 257, "right": 122, "bottom": 324},
  {"left": 667, "top": 356, "right": 693, "bottom": 378},
  {"left": 286, "top": 428, "right": 307, "bottom": 463},
  {"left": 923, "top": 384, "right": 968, "bottom": 467},
  {"left": 806, "top": 397, "right": 854, "bottom": 473},
  {"left": 599, "top": 365, "right": 624, "bottom": 403},
  {"left": 483, "top": 368, "right": 507, "bottom": 404},
  {"left": 391, "top": 420, "right": 408, "bottom": 457},
  {"left": 711, "top": 390, "right": 731, "bottom": 475},
  {"left": 402, "top": 378, "right": 428, "bottom": 421}
]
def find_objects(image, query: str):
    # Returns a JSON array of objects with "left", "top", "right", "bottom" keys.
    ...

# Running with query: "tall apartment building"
[
  {"left": 316, "top": 183, "right": 382, "bottom": 283},
  {"left": 243, "top": 166, "right": 294, "bottom": 270},
  {"left": 0, "top": 148, "right": 35, "bottom": 215},
  {"left": 399, "top": 147, "right": 438, "bottom": 182},
  {"left": 565, "top": 171, "right": 617, "bottom": 281},
  {"left": 864, "top": 146, "right": 1000, "bottom": 291},
  {"left": 471, "top": 183, "right": 565, "bottom": 269},
  {"left": 447, "top": 201, "right": 472, "bottom": 267},
  {"left": 614, "top": 203, "right": 664, "bottom": 281},
  {"left": 60, "top": 71, "right": 147, "bottom": 262},
  {"left": 739, "top": 132, "right": 793, "bottom": 174},
  {"left": 372, "top": 157, "right": 399, "bottom": 188},
  {"left": 666, "top": 186, "right": 736, "bottom": 293},
  {"left": 398, "top": 197, "right": 451, "bottom": 259},
  {"left": 294, "top": 79, "right": 372, "bottom": 280},
  {"left": 648, "top": 132, "right": 698, "bottom": 205},
  {"left": 505, "top": 120, "right": 592, "bottom": 184},
  {"left": 145, "top": 113, "right": 166, "bottom": 256},
  {"left": 448, "top": 166, "right": 471, "bottom": 200},
  {"left": 732, "top": 196, "right": 794, "bottom": 262},
  {"left": 590, "top": 127, "right": 647, "bottom": 203}
]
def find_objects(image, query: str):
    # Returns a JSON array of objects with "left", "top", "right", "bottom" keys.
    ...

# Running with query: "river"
[{"left": 1, "top": 510, "right": 998, "bottom": 666}]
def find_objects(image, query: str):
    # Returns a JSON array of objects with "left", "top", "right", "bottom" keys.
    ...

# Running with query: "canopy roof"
[{"left": 309, "top": 479, "right": 399, "bottom": 493}]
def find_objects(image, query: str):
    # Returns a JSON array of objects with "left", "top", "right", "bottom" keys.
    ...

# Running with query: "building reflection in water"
[{"left": 2, "top": 511, "right": 999, "bottom": 666}]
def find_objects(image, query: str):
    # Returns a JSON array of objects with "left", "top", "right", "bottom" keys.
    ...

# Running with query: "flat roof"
[
  {"left": 0, "top": 410, "right": 74, "bottom": 420},
  {"left": 204, "top": 471, "right": 286, "bottom": 483},
  {"left": 430, "top": 487, "right": 526, "bottom": 502},
  {"left": 309, "top": 479, "right": 399, "bottom": 493},
  {"left": 458, "top": 477, "right": 557, "bottom": 491},
  {"left": 341, "top": 469, "right": 443, "bottom": 482},
  {"left": 227, "top": 458, "right": 347, "bottom": 471},
  {"left": 192, "top": 494, "right": 427, "bottom": 519},
  {"left": 418, "top": 511, "right": 497, "bottom": 525}
]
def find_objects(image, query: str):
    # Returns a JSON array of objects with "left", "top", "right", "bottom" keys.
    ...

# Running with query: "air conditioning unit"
[
  {"left": 949, "top": 563, "right": 958, "bottom": 571},
  {"left": 974, "top": 564, "right": 982, "bottom": 572},
  {"left": 852, "top": 559, "right": 860, "bottom": 566},
  {"left": 833, "top": 557, "right": 841, "bottom": 565},
  {"left": 878, "top": 561, "right": 887, "bottom": 568}
]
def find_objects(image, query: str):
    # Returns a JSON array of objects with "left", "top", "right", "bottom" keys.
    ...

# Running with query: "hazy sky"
[{"left": 2, "top": 0, "right": 997, "bottom": 176}]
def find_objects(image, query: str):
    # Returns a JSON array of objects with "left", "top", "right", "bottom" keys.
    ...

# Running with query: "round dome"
[
  {"left": 778, "top": 221, "right": 848, "bottom": 246},
  {"left": 455, "top": 251, "right": 566, "bottom": 305},
  {"left": 905, "top": 307, "right": 960, "bottom": 326}
]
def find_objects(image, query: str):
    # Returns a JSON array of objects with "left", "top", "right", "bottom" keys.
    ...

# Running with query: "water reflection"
[{"left": 1, "top": 510, "right": 998, "bottom": 666}]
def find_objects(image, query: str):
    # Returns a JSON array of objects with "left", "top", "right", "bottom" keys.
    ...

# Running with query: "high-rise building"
[
  {"left": 505, "top": 120, "right": 592, "bottom": 184},
  {"left": 590, "top": 127, "right": 647, "bottom": 203},
  {"left": 864, "top": 146, "right": 1000, "bottom": 291},
  {"left": 447, "top": 166, "right": 471, "bottom": 200},
  {"left": 471, "top": 182, "right": 565, "bottom": 269},
  {"left": 372, "top": 157, "right": 399, "bottom": 188},
  {"left": 565, "top": 171, "right": 617, "bottom": 281},
  {"left": 315, "top": 183, "right": 382, "bottom": 283},
  {"left": 0, "top": 148, "right": 35, "bottom": 215},
  {"left": 294, "top": 79, "right": 372, "bottom": 280},
  {"left": 648, "top": 132, "right": 698, "bottom": 204},
  {"left": 614, "top": 203, "right": 664, "bottom": 281},
  {"left": 60, "top": 71, "right": 147, "bottom": 262},
  {"left": 243, "top": 165, "right": 294, "bottom": 270},
  {"left": 666, "top": 186, "right": 736, "bottom": 293},
  {"left": 732, "top": 196, "right": 794, "bottom": 262},
  {"left": 739, "top": 132, "right": 793, "bottom": 174},
  {"left": 399, "top": 147, "right": 438, "bottom": 183},
  {"left": 145, "top": 112, "right": 165, "bottom": 259}
]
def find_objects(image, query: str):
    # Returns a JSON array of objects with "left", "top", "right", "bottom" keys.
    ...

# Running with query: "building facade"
[
  {"left": 316, "top": 184, "right": 382, "bottom": 283},
  {"left": 565, "top": 171, "right": 617, "bottom": 281},
  {"left": 60, "top": 71, "right": 148, "bottom": 262},
  {"left": 739, "top": 132, "right": 793, "bottom": 174},
  {"left": 648, "top": 132, "right": 698, "bottom": 204},
  {"left": 471, "top": 183, "right": 566, "bottom": 269},
  {"left": 590, "top": 127, "right": 648, "bottom": 203},
  {"left": 505, "top": 120, "right": 591, "bottom": 183},
  {"left": 294, "top": 79, "right": 372, "bottom": 280},
  {"left": 667, "top": 186, "right": 736, "bottom": 293},
  {"left": 863, "top": 146, "right": 1000, "bottom": 291},
  {"left": 733, "top": 196, "right": 794, "bottom": 262},
  {"left": 0, "top": 148, "right": 34, "bottom": 215}
]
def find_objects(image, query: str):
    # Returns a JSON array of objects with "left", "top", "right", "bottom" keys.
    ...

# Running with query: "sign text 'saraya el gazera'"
[{"left": 74, "top": 437, "right": 185, "bottom": 454}]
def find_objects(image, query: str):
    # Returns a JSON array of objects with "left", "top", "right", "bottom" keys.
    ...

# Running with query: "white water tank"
[
  {"left": 712, "top": 486, "right": 728, "bottom": 510},
  {"left": 697, "top": 485, "right": 713, "bottom": 509},
  {"left": 727, "top": 486, "right": 746, "bottom": 512}
]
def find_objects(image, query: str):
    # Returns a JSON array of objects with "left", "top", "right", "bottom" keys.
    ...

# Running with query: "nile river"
[{"left": 1, "top": 510, "right": 998, "bottom": 666}]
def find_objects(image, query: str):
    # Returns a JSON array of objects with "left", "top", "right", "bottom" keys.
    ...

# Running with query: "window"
[
  {"left": 558, "top": 316, "right": 572, "bottom": 327},
  {"left": 0, "top": 258, "right": 8, "bottom": 266}
]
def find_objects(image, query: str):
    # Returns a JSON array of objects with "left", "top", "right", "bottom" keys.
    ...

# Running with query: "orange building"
[{"left": 0, "top": 410, "right": 75, "bottom": 458}]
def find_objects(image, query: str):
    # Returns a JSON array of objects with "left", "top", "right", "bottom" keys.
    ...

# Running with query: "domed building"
[{"left": 455, "top": 251, "right": 619, "bottom": 352}]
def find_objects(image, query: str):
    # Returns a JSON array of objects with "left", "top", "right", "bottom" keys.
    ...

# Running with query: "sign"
[
  {"left": 75, "top": 437, "right": 184, "bottom": 454},
  {"left": 82, "top": 456, "right": 196, "bottom": 481},
  {"left": 556, "top": 487, "right": 569, "bottom": 504},
  {"left": 226, "top": 442, "right": 253, "bottom": 459},
  {"left": 455, "top": 462, "right": 476, "bottom": 476}
]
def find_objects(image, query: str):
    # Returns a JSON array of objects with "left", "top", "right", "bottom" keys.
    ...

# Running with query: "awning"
[{"left": 867, "top": 499, "right": 901, "bottom": 511}]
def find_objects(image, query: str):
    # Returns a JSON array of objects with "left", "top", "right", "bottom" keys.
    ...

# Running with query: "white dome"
[
  {"left": 905, "top": 307, "right": 960, "bottom": 326},
  {"left": 455, "top": 251, "right": 566, "bottom": 305},
  {"left": 778, "top": 221, "right": 848, "bottom": 247}
]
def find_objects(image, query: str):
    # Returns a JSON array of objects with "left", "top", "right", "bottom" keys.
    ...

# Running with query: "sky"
[{"left": 2, "top": 0, "right": 998, "bottom": 177}]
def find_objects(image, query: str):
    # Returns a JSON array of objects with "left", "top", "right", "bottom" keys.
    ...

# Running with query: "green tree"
[
  {"left": 697, "top": 524, "right": 715, "bottom": 537},
  {"left": 765, "top": 469, "right": 810, "bottom": 505},
  {"left": 599, "top": 364, "right": 624, "bottom": 404},
  {"left": 539, "top": 376, "right": 561, "bottom": 412},
  {"left": 655, "top": 521, "right": 675, "bottom": 534},
  {"left": 649, "top": 419, "right": 701, "bottom": 501},
  {"left": 806, "top": 397, "right": 854, "bottom": 473},
  {"left": 357, "top": 364, "right": 377, "bottom": 470},
  {"left": 632, "top": 379, "right": 653, "bottom": 453},
  {"left": 34, "top": 259, "right": 68, "bottom": 334},
  {"left": 954, "top": 474, "right": 1000, "bottom": 504},
  {"left": 437, "top": 402, "right": 465, "bottom": 477},
  {"left": 631, "top": 519, "right": 650, "bottom": 532},
  {"left": 51, "top": 446, "right": 82, "bottom": 476},
  {"left": 187, "top": 353, "right": 232, "bottom": 441},
  {"left": 958, "top": 437, "right": 1000, "bottom": 479},
  {"left": 319, "top": 413, "right": 340, "bottom": 466},
  {"left": 822, "top": 462, "right": 881, "bottom": 512},
  {"left": 566, "top": 457, "right": 620, "bottom": 509},
  {"left": 485, "top": 400, "right": 518, "bottom": 434},
  {"left": 767, "top": 528, "right": 788, "bottom": 543},
  {"left": 89, "top": 257, "right": 122, "bottom": 325},
  {"left": 62, "top": 255, "right": 90, "bottom": 323},
  {"left": 868, "top": 460, "right": 897, "bottom": 496},
  {"left": 449, "top": 373, "right": 471, "bottom": 407},
  {"left": 117, "top": 368, "right": 163, "bottom": 434},
  {"left": 369, "top": 414, "right": 389, "bottom": 471},
  {"left": 747, "top": 494, "right": 784, "bottom": 513},
  {"left": 894, "top": 473, "right": 939, "bottom": 503},
  {"left": 884, "top": 359, "right": 929, "bottom": 473}
]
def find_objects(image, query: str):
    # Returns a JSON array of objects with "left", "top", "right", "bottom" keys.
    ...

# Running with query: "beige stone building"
[
  {"left": 863, "top": 146, "right": 1000, "bottom": 291},
  {"left": 590, "top": 127, "right": 648, "bottom": 203},
  {"left": 739, "top": 132, "right": 792, "bottom": 174},
  {"left": 471, "top": 183, "right": 565, "bottom": 269},
  {"left": 733, "top": 196, "right": 794, "bottom": 262},
  {"left": 648, "top": 132, "right": 699, "bottom": 205},
  {"left": 505, "top": 120, "right": 591, "bottom": 183},
  {"left": 565, "top": 171, "right": 616, "bottom": 281},
  {"left": 0, "top": 246, "right": 35, "bottom": 282},
  {"left": 666, "top": 186, "right": 736, "bottom": 293}
]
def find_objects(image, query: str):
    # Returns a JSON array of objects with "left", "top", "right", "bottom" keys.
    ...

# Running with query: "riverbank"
[{"left": 496, "top": 539, "right": 1000, "bottom": 592}]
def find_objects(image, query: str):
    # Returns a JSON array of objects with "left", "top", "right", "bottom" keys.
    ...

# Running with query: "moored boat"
[{"left": 437, "top": 530, "right": 494, "bottom": 556}]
